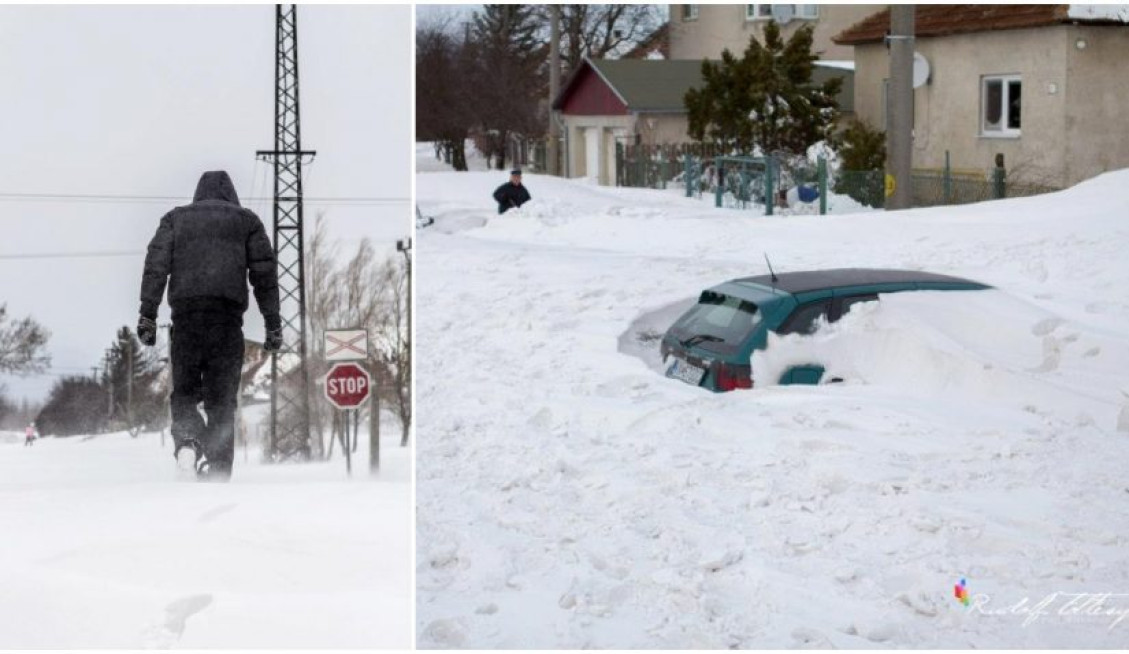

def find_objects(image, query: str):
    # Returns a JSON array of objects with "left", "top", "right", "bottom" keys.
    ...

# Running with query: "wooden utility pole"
[
  {"left": 548, "top": 5, "right": 561, "bottom": 176},
  {"left": 886, "top": 4, "right": 915, "bottom": 211}
]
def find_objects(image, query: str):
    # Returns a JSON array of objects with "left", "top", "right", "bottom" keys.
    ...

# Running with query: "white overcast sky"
[{"left": 0, "top": 5, "right": 411, "bottom": 403}]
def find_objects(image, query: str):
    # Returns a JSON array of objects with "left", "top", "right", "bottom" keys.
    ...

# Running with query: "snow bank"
[
  {"left": 753, "top": 290, "right": 1126, "bottom": 416},
  {"left": 416, "top": 165, "right": 1129, "bottom": 648}
]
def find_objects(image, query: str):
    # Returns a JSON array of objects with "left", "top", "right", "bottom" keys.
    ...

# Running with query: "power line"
[
  {"left": 0, "top": 250, "right": 144, "bottom": 260},
  {"left": 0, "top": 192, "right": 409, "bottom": 206}
]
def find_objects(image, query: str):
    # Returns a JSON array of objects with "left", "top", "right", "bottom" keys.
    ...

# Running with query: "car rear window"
[{"left": 669, "top": 291, "right": 761, "bottom": 354}]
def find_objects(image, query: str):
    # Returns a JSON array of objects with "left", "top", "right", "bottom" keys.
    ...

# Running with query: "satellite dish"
[
  {"left": 771, "top": 4, "right": 794, "bottom": 24},
  {"left": 913, "top": 52, "right": 931, "bottom": 88}
]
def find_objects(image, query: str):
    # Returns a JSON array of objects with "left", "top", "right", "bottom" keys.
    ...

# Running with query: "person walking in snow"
[
  {"left": 137, "top": 171, "right": 282, "bottom": 481},
  {"left": 24, "top": 423, "right": 35, "bottom": 446},
  {"left": 492, "top": 169, "right": 531, "bottom": 214}
]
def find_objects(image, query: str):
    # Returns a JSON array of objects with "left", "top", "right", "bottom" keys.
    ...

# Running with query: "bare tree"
[
  {"left": 0, "top": 304, "right": 50, "bottom": 375},
  {"left": 373, "top": 257, "right": 410, "bottom": 446},
  {"left": 306, "top": 214, "right": 342, "bottom": 458},
  {"left": 305, "top": 217, "right": 411, "bottom": 455},
  {"left": 539, "top": 4, "right": 662, "bottom": 74}
]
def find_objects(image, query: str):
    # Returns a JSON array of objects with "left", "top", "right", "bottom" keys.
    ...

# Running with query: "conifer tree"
[
  {"left": 468, "top": 5, "right": 547, "bottom": 169},
  {"left": 686, "top": 22, "right": 841, "bottom": 156}
]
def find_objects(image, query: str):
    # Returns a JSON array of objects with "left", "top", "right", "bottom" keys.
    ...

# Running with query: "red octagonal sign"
[{"left": 324, "top": 362, "right": 372, "bottom": 409}]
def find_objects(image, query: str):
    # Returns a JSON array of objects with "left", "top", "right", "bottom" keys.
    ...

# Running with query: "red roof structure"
[{"left": 834, "top": 4, "right": 1125, "bottom": 45}]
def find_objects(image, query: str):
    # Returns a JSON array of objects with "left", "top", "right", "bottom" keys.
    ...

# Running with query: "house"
[
  {"left": 669, "top": 4, "right": 884, "bottom": 62},
  {"left": 552, "top": 59, "right": 702, "bottom": 184},
  {"left": 835, "top": 5, "right": 1129, "bottom": 188},
  {"left": 552, "top": 57, "right": 853, "bottom": 185}
]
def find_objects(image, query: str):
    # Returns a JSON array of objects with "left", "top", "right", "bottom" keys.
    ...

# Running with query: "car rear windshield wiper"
[{"left": 680, "top": 333, "right": 724, "bottom": 348}]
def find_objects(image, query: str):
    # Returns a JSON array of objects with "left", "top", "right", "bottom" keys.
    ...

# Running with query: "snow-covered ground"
[
  {"left": 415, "top": 164, "right": 1129, "bottom": 648},
  {"left": 0, "top": 410, "right": 411, "bottom": 648}
]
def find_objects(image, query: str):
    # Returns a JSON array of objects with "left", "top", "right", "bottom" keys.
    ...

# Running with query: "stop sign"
[{"left": 324, "top": 362, "right": 372, "bottom": 409}]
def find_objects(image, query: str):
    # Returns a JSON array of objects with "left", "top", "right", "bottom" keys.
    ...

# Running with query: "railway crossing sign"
[
  {"left": 325, "top": 329, "right": 368, "bottom": 361},
  {"left": 324, "top": 362, "right": 372, "bottom": 409}
]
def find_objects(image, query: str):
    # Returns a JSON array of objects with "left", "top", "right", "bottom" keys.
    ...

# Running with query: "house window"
[
  {"left": 981, "top": 74, "right": 1021, "bottom": 136},
  {"left": 746, "top": 5, "right": 819, "bottom": 21},
  {"left": 682, "top": 5, "right": 699, "bottom": 21}
]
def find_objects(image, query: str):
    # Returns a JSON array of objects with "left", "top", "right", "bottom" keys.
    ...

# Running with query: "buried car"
[{"left": 660, "top": 268, "right": 990, "bottom": 391}]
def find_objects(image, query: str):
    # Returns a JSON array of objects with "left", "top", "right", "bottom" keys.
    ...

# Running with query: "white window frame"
[
  {"left": 796, "top": 4, "right": 819, "bottom": 19},
  {"left": 746, "top": 4, "right": 820, "bottom": 21},
  {"left": 980, "top": 74, "right": 1022, "bottom": 138},
  {"left": 682, "top": 5, "right": 699, "bottom": 21}
]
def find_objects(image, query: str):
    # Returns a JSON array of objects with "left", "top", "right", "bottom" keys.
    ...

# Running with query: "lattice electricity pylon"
[{"left": 256, "top": 4, "right": 315, "bottom": 461}]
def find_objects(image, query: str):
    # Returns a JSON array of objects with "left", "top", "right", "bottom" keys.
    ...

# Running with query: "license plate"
[{"left": 666, "top": 357, "right": 705, "bottom": 386}]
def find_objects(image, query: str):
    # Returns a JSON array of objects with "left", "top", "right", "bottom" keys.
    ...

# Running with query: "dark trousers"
[{"left": 170, "top": 318, "right": 244, "bottom": 474}]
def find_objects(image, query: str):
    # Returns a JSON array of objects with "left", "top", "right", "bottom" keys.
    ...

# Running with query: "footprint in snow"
[
  {"left": 142, "top": 593, "right": 213, "bottom": 648},
  {"left": 197, "top": 503, "right": 237, "bottom": 524},
  {"left": 791, "top": 627, "right": 834, "bottom": 648}
]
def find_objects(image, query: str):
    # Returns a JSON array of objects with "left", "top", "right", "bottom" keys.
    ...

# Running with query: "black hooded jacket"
[{"left": 140, "top": 171, "right": 280, "bottom": 329}]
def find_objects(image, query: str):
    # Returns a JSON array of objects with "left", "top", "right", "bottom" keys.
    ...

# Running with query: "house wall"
[
  {"left": 560, "top": 67, "right": 629, "bottom": 115},
  {"left": 669, "top": 4, "right": 881, "bottom": 61},
  {"left": 561, "top": 113, "right": 692, "bottom": 185},
  {"left": 853, "top": 27, "right": 1071, "bottom": 187},
  {"left": 1064, "top": 25, "right": 1129, "bottom": 186},
  {"left": 563, "top": 115, "right": 633, "bottom": 185},
  {"left": 635, "top": 113, "right": 692, "bottom": 145}
]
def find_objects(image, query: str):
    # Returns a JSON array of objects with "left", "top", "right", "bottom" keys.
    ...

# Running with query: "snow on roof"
[
  {"left": 1068, "top": 4, "right": 1129, "bottom": 21},
  {"left": 815, "top": 60, "right": 854, "bottom": 72}
]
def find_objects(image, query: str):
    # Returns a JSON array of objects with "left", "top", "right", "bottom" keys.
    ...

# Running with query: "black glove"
[
  {"left": 263, "top": 327, "right": 284, "bottom": 353},
  {"left": 138, "top": 316, "right": 157, "bottom": 347}
]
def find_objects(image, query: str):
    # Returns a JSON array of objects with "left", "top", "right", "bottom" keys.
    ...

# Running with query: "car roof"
[{"left": 733, "top": 268, "right": 986, "bottom": 294}]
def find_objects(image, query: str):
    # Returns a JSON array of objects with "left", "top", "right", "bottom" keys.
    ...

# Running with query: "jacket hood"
[{"left": 193, "top": 171, "right": 240, "bottom": 205}]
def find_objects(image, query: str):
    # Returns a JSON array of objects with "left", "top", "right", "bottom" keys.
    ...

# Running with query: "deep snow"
[
  {"left": 415, "top": 160, "right": 1129, "bottom": 648},
  {"left": 0, "top": 409, "right": 411, "bottom": 648}
]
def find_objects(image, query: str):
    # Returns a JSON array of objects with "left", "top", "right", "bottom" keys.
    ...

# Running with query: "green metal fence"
[
  {"left": 616, "top": 143, "right": 726, "bottom": 190},
  {"left": 714, "top": 156, "right": 774, "bottom": 213},
  {"left": 836, "top": 151, "right": 1058, "bottom": 209},
  {"left": 616, "top": 144, "right": 1058, "bottom": 214}
]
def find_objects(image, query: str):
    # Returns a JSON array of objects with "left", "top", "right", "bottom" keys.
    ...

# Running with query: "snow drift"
[{"left": 416, "top": 160, "right": 1129, "bottom": 648}]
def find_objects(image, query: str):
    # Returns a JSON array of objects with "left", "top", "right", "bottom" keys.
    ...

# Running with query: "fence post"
[
  {"left": 818, "top": 156, "right": 828, "bottom": 215},
  {"left": 615, "top": 142, "right": 623, "bottom": 187},
  {"left": 943, "top": 150, "right": 952, "bottom": 204},
  {"left": 993, "top": 153, "right": 1006, "bottom": 199},
  {"left": 660, "top": 150, "right": 668, "bottom": 190},
  {"left": 765, "top": 157, "right": 774, "bottom": 216},
  {"left": 684, "top": 154, "right": 693, "bottom": 198},
  {"left": 715, "top": 158, "right": 723, "bottom": 208},
  {"left": 637, "top": 147, "right": 645, "bottom": 188}
]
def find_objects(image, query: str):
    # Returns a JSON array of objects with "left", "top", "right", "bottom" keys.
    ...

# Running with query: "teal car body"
[{"left": 660, "top": 268, "right": 990, "bottom": 391}]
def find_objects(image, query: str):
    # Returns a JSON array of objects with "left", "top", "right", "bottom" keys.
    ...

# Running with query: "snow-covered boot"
[
  {"left": 174, "top": 440, "right": 203, "bottom": 481},
  {"left": 197, "top": 458, "right": 232, "bottom": 483}
]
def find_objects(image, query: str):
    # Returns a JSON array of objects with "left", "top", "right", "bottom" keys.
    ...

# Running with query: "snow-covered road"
[
  {"left": 0, "top": 416, "right": 411, "bottom": 648},
  {"left": 415, "top": 166, "right": 1129, "bottom": 648}
]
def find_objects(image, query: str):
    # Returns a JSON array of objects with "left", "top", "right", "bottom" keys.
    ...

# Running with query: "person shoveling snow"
[
  {"left": 492, "top": 168, "right": 531, "bottom": 214},
  {"left": 137, "top": 170, "right": 282, "bottom": 481}
]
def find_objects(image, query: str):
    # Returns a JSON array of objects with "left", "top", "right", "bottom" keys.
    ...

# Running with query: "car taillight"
[{"left": 715, "top": 363, "right": 753, "bottom": 391}]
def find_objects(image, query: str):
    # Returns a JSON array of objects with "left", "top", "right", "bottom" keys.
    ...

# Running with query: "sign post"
[{"left": 323, "top": 329, "right": 371, "bottom": 475}]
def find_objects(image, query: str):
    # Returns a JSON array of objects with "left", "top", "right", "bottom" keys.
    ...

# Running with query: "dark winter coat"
[
  {"left": 492, "top": 181, "right": 531, "bottom": 214},
  {"left": 140, "top": 171, "right": 280, "bottom": 329}
]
